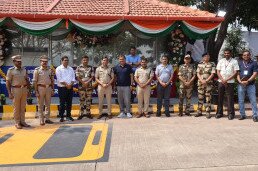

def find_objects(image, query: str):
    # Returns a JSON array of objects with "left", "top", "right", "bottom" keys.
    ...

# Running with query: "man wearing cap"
[
  {"left": 196, "top": 53, "right": 216, "bottom": 119},
  {"left": 6, "top": 55, "right": 31, "bottom": 129},
  {"left": 95, "top": 56, "right": 114, "bottom": 119},
  {"left": 155, "top": 55, "right": 173, "bottom": 117},
  {"left": 75, "top": 55, "right": 94, "bottom": 120},
  {"left": 178, "top": 54, "right": 196, "bottom": 116},
  {"left": 135, "top": 57, "right": 154, "bottom": 118},
  {"left": 33, "top": 55, "right": 55, "bottom": 125}
]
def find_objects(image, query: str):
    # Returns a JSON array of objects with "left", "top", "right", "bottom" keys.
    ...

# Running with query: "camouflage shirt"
[
  {"left": 178, "top": 64, "right": 196, "bottom": 88},
  {"left": 196, "top": 62, "right": 216, "bottom": 86},
  {"left": 75, "top": 64, "right": 94, "bottom": 89}
]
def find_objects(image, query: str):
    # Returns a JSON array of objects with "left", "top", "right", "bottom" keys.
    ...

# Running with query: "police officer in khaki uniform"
[
  {"left": 6, "top": 55, "right": 31, "bottom": 129},
  {"left": 178, "top": 55, "right": 196, "bottom": 116},
  {"left": 76, "top": 55, "right": 94, "bottom": 120},
  {"left": 33, "top": 55, "right": 55, "bottom": 125},
  {"left": 134, "top": 57, "right": 154, "bottom": 118},
  {"left": 196, "top": 53, "right": 216, "bottom": 119},
  {"left": 95, "top": 56, "right": 114, "bottom": 119}
]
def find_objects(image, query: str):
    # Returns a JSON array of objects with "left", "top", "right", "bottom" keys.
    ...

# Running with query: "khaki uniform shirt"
[
  {"left": 76, "top": 64, "right": 94, "bottom": 89},
  {"left": 196, "top": 62, "right": 216, "bottom": 86},
  {"left": 33, "top": 66, "right": 54, "bottom": 86},
  {"left": 6, "top": 66, "right": 27, "bottom": 86},
  {"left": 95, "top": 65, "right": 114, "bottom": 84},
  {"left": 135, "top": 67, "right": 154, "bottom": 84},
  {"left": 178, "top": 64, "right": 196, "bottom": 88}
]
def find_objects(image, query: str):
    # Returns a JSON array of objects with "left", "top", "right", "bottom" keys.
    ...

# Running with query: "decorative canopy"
[{"left": 0, "top": 0, "right": 224, "bottom": 38}]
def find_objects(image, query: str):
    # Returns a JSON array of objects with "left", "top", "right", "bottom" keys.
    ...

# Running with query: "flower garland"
[
  {"left": 67, "top": 31, "right": 113, "bottom": 48},
  {"left": 168, "top": 29, "right": 187, "bottom": 65}
]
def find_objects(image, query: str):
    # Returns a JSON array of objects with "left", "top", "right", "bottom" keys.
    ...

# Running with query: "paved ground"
[{"left": 1, "top": 110, "right": 258, "bottom": 171}]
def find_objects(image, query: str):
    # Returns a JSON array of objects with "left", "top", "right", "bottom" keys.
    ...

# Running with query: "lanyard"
[
  {"left": 242, "top": 60, "right": 250, "bottom": 69},
  {"left": 224, "top": 58, "right": 232, "bottom": 69}
]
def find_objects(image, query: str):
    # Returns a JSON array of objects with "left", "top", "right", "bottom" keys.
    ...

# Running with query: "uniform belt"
[
  {"left": 12, "top": 85, "right": 27, "bottom": 88},
  {"left": 38, "top": 84, "right": 52, "bottom": 88}
]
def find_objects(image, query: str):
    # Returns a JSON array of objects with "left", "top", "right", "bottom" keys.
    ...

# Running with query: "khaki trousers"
[
  {"left": 98, "top": 85, "right": 112, "bottom": 115},
  {"left": 12, "top": 87, "right": 27, "bottom": 124},
  {"left": 37, "top": 86, "right": 52, "bottom": 121},
  {"left": 137, "top": 85, "right": 151, "bottom": 114}
]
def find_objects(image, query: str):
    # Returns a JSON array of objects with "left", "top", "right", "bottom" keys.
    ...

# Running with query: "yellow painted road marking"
[{"left": 0, "top": 123, "right": 110, "bottom": 166}]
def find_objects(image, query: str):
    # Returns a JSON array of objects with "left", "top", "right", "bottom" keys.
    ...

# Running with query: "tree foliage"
[
  {"left": 225, "top": 26, "right": 247, "bottom": 58},
  {"left": 163, "top": 0, "right": 258, "bottom": 62}
]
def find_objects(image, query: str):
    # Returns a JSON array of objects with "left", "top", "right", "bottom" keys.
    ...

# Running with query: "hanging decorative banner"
[
  {"left": 180, "top": 21, "right": 221, "bottom": 39},
  {"left": 69, "top": 19, "right": 123, "bottom": 35},
  {"left": 11, "top": 18, "right": 64, "bottom": 36},
  {"left": 130, "top": 20, "right": 177, "bottom": 37},
  {"left": 0, "top": 17, "right": 6, "bottom": 26}
]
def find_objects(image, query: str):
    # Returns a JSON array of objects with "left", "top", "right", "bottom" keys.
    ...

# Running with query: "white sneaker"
[
  {"left": 127, "top": 113, "right": 133, "bottom": 118},
  {"left": 117, "top": 112, "right": 126, "bottom": 118}
]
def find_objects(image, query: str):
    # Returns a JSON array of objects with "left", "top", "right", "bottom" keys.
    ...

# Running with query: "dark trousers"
[
  {"left": 58, "top": 87, "right": 73, "bottom": 118},
  {"left": 216, "top": 83, "right": 235, "bottom": 116},
  {"left": 157, "top": 83, "right": 171, "bottom": 114}
]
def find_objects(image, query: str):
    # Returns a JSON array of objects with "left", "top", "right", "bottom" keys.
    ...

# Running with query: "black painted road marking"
[
  {"left": 33, "top": 125, "right": 92, "bottom": 159},
  {"left": 0, "top": 134, "right": 13, "bottom": 144}
]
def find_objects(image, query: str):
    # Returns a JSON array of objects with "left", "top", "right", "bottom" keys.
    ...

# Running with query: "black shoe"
[
  {"left": 86, "top": 114, "right": 93, "bottom": 119},
  {"left": 206, "top": 114, "right": 212, "bottom": 119},
  {"left": 253, "top": 117, "right": 258, "bottom": 122},
  {"left": 185, "top": 112, "right": 191, "bottom": 116},
  {"left": 228, "top": 114, "right": 234, "bottom": 120},
  {"left": 239, "top": 116, "right": 246, "bottom": 120},
  {"left": 178, "top": 113, "right": 183, "bottom": 117},
  {"left": 156, "top": 112, "right": 161, "bottom": 117},
  {"left": 215, "top": 114, "right": 223, "bottom": 119},
  {"left": 97, "top": 114, "right": 103, "bottom": 119},
  {"left": 66, "top": 116, "right": 74, "bottom": 121},
  {"left": 45, "top": 119, "right": 54, "bottom": 124},
  {"left": 195, "top": 113, "right": 202, "bottom": 117},
  {"left": 108, "top": 115, "right": 113, "bottom": 119},
  {"left": 77, "top": 115, "right": 84, "bottom": 120},
  {"left": 60, "top": 118, "right": 64, "bottom": 122},
  {"left": 165, "top": 113, "right": 171, "bottom": 117}
]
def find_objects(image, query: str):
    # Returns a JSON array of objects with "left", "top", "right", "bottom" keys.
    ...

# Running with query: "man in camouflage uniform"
[
  {"left": 196, "top": 53, "right": 215, "bottom": 118},
  {"left": 76, "top": 55, "right": 94, "bottom": 119},
  {"left": 33, "top": 55, "right": 55, "bottom": 125},
  {"left": 178, "top": 55, "right": 196, "bottom": 116},
  {"left": 6, "top": 55, "right": 31, "bottom": 129}
]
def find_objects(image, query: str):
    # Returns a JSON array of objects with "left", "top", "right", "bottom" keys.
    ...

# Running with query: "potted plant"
[{"left": 0, "top": 94, "right": 6, "bottom": 105}]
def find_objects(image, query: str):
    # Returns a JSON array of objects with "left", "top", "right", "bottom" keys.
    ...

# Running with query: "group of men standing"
[{"left": 5, "top": 47, "right": 258, "bottom": 129}]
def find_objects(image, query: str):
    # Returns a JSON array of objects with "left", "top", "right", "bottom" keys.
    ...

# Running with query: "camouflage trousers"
[
  {"left": 197, "top": 84, "right": 212, "bottom": 115},
  {"left": 179, "top": 86, "right": 193, "bottom": 114},
  {"left": 79, "top": 88, "right": 93, "bottom": 116}
]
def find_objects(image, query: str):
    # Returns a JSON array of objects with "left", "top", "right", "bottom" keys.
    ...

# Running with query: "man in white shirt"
[
  {"left": 216, "top": 49, "right": 239, "bottom": 120},
  {"left": 56, "top": 56, "right": 76, "bottom": 122}
]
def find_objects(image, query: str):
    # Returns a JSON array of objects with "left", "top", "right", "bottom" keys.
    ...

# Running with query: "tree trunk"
[{"left": 207, "top": 0, "right": 238, "bottom": 63}]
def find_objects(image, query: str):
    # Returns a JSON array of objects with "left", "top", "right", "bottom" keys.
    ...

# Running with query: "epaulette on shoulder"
[{"left": 8, "top": 66, "right": 15, "bottom": 70}]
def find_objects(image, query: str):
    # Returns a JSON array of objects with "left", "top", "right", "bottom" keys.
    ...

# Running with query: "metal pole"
[
  {"left": 21, "top": 32, "right": 24, "bottom": 56},
  {"left": 49, "top": 35, "right": 53, "bottom": 65}
]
